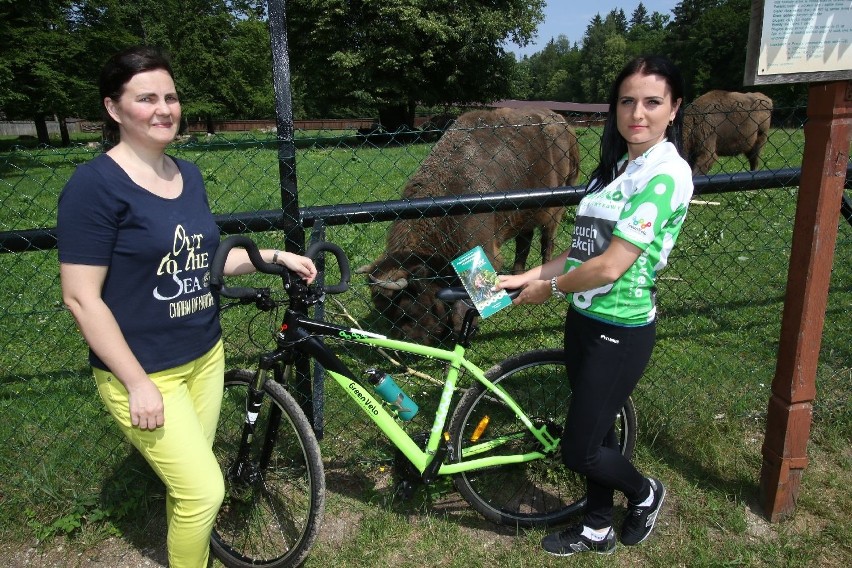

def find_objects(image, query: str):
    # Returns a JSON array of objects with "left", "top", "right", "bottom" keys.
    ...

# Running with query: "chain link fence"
[{"left": 0, "top": 104, "right": 849, "bottom": 542}]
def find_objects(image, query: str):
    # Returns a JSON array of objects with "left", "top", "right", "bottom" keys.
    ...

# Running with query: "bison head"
[{"left": 357, "top": 252, "right": 460, "bottom": 344}]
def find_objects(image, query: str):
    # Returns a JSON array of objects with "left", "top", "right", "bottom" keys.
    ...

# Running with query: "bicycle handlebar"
[
  {"left": 210, "top": 235, "right": 351, "bottom": 300},
  {"left": 305, "top": 240, "right": 351, "bottom": 294},
  {"left": 436, "top": 286, "right": 521, "bottom": 303}
]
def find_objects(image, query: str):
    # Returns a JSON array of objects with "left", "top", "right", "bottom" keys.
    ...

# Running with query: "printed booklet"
[{"left": 450, "top": 246, "right": 512, "bottom": 318}]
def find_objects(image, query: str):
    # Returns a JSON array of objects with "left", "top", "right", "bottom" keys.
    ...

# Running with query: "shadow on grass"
[
  {"left": 322, "top": 464, "right": 523, "bottom": 537},
  {"left": 650, "top": 426, "right": 765, "bottom": 517},
  {"left": 99, "top": 451, "right": 168, "bottom": 566}
]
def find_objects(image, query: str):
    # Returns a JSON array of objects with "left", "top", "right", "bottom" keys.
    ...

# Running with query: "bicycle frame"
[
  {"left": 210, "top": 236, "right": 560, "bottom": 482},
  {"left": 276, "top": 308, "right": 561, "bottom": 478}
]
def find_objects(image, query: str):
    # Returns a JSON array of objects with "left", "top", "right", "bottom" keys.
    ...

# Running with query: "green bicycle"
[{"left": 208, "top": 235, "right": 637, "bottom": 568}]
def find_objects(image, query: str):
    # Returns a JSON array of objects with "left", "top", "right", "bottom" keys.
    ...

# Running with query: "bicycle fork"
[{"left": 229, "top": 356, "right": 287, "bottom": 485}]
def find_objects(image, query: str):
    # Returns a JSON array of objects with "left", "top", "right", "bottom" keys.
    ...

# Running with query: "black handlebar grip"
[
  {"left": 305, "top": 240, "right": 351, "bottom": 294},
  {"left": 209, "top": 235, "right": 285, "bottom": 299},
  {"left": 436, "top": 285, "right": 521, "bottom": 304}
]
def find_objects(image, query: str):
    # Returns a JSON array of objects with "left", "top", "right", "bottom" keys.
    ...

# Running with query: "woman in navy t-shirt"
[{"left": 57, "top": 46, "right": 316, "bottom": 568}]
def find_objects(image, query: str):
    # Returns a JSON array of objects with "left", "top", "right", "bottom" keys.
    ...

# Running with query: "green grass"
[{"left": 1, "top": 125, "right": 850, "bottom": 566}]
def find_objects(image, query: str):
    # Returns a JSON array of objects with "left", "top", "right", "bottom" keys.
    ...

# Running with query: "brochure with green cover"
[{"left": 451, "top": 246, "right": 512, "bottom": 318}]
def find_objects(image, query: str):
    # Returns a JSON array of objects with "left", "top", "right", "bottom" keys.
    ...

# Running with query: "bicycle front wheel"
[
  {"left": 449, "top": 349, "right": 637, "bottom": 528},
  {"left": 211, "top": 370, "right": 325, "bottom": 568}
]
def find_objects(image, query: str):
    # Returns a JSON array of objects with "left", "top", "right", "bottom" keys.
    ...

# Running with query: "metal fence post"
[
  {"left": 268, "top": 0, "right": 303, "bottom": 251},
  {"left": 268, "top": 0, "right": 313, "bottom": 420}
]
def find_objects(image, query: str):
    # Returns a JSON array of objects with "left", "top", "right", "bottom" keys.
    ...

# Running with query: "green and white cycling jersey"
[{"left": 566, "top": 140, "right": 694, "bottom": 326}]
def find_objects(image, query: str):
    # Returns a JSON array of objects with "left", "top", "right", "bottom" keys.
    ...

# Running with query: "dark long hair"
[
  {"left": 99, "top": 45, "right": 175, "bottom": 144},
  {"left": 587, "top": 55, "right": 685, "bottom": 192}
]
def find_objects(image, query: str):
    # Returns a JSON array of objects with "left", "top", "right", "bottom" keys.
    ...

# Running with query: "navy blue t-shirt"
[{"left": 57, "top": 153, "right": 222, "bottom": 374}]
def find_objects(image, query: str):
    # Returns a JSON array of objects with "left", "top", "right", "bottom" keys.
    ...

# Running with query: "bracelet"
[
  {"left": 550, "top": 276, "right": 566, "bottom": 299},
  {"left": 272, "top": 250, "right": 281, "bottom": 265}
]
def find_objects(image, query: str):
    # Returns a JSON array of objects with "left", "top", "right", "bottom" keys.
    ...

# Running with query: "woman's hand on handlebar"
[
  {"left": 223, "top": 247, "right": 316, "bottom": 283},
  {"left": 273, "top": 250, "right": 317, "bottom": 284}
]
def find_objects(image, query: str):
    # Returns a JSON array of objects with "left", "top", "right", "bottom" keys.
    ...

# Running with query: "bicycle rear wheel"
[
  {"left": 211, "top": 370, "right": 325, "bottom": 568},
  {"left": 449, "top": 349, "right": 636, "bottom": 528}
]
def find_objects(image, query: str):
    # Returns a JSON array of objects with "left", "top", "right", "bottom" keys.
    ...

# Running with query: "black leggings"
[{"left": 561, "top": 308, "right": 655, "bottom": 529}]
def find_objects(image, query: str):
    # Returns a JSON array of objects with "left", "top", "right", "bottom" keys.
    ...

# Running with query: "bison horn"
[{"left": 368, "top": 274, "right": 409, "bottom": 290}]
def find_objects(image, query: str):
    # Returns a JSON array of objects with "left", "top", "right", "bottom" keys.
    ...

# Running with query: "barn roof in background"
[{"left": 488, "top": 99, "right": 609, "bottom": 113}]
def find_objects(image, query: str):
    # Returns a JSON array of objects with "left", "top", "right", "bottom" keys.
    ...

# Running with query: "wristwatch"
[{"left": 550, "top": 276, "right": 566, "bottom": 299}]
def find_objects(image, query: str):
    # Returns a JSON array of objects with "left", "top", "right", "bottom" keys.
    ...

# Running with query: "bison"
[
  {"left": 357, "top": 107, "right": 580, "bottom": 343},
  {"left": 683, "top": 90, "right": 773, "bottom": 175}
]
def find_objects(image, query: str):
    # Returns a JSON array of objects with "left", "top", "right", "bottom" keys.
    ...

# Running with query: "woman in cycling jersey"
[{"left": 497, "top": 55, "right": 693, "bottom": 556}]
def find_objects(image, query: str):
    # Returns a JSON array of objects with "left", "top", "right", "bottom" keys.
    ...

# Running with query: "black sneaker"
[
  {"left": 621, "top": 477, "right": 666, "bottom": 545},
  {"left": 541, "top": 524, "right": 616, "bottom": 556}
]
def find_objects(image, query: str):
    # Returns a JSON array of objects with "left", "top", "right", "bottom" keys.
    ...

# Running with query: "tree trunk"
[
  {"left": 34, "top": 115, "right": 50, "bottom": 145},
  {"left": 378, "top": 101, "right": 415, "bottom": 132},
  {"left": 58, "top": 116, "right": 70, "bottom": 147}
]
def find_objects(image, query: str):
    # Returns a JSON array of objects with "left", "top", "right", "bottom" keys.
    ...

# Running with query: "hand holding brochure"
[{"left": 450, "top": 246, "right": 512, "bottom": 318}]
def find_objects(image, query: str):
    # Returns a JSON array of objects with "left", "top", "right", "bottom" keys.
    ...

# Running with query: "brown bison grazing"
[
  {"left": 357, "top": 107, "right": 580, "bottom": 343},
  {"left": 683, "top": 90, "right": 773, "bottom": 175}
]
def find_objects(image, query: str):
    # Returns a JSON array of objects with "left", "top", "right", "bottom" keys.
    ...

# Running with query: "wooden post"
[{"left": 759, "top": 81, "right": 851, "bottom": 521}]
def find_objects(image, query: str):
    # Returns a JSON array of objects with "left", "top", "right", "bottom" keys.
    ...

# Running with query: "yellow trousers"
[{"left": 95, "top": 340, "right": 225, "bottom": 568}]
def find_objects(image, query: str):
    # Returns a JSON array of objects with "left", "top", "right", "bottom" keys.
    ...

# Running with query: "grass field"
[{"left": 0, "top": 123, "right": 849, "bottom": 566}]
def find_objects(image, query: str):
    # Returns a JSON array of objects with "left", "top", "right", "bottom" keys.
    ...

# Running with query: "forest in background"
[{"left": 0, "top": 0, "right": 807, "bottom": 143}]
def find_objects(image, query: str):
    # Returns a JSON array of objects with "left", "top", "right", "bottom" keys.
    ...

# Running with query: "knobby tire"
[{"left": 211, "top": 370, "right": 325, "bottom": 568}]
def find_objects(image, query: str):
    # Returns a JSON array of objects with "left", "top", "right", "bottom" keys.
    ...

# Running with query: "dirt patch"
[
  {"left": 1, "top": 539, "right": 167, "bottom": 568},
  {"left": 744, "top": 501, "right": 775, "bottom": 540}
]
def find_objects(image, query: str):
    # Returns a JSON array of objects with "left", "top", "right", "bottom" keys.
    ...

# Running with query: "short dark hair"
[
  {"left": 99, "top": 45, "right": 175, "bottom": 143},
  {"left": 588, "top": 55, "right": 686, "bottom": 192}
]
